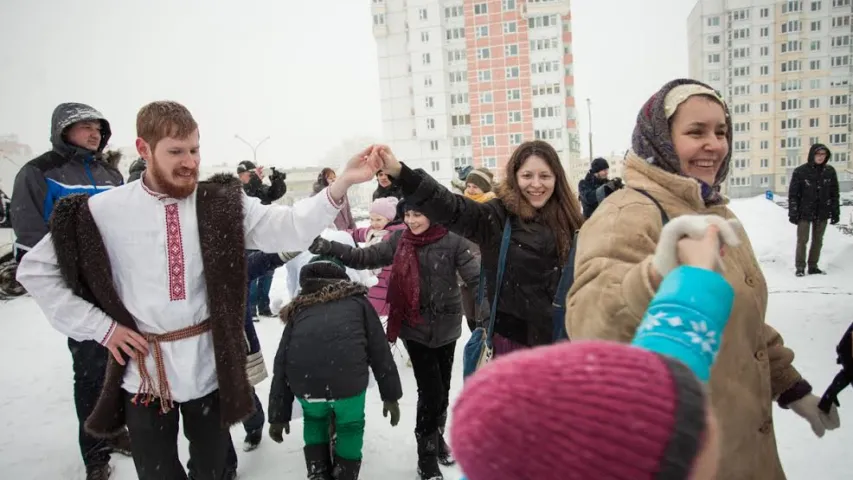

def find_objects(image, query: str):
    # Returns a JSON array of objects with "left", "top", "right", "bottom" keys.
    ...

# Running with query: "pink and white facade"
[{"left": 372, "top": 0, "right": 581, "bottom": 184}]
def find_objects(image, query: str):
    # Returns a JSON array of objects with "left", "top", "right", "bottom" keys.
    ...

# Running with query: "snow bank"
[{"left": 728, "top": 195, "right": 853, "bottom": 272}]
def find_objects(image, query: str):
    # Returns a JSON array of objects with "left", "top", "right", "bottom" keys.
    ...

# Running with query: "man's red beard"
[{"left": 149, "top": 156, "right": 199, "bottom": 199}]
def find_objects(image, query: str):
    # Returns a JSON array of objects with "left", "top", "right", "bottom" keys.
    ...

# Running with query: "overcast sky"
[{"left": 0, "top": 0, "right": 696, "bottom": 169}]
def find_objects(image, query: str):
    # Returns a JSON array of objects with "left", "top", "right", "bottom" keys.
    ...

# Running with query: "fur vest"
[{"left": 49, "top": 174, "right": 253, "bottom": 438}]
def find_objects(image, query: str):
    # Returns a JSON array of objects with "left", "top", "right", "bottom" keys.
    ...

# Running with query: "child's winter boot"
[
  {"left": 304, "top": 444, "right": 334, "bottom": 480},
  {"left": 416, "top": 431, "right": 444, "bottom": 480},
  {"left": 333, "top": 456, "right": 362, "bottom": 480}
]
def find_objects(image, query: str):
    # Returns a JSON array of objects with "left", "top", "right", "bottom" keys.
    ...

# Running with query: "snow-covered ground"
[{"left": 1, "top": 195, "right": 852, "bottom": 479}]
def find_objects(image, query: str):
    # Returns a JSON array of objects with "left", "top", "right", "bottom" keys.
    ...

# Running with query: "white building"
[
  {"left": 687, "top": 0, "right": 853, "bottom": 197},
  {"left": 371, "top": 0, "right": 583, "bottom": 185}
]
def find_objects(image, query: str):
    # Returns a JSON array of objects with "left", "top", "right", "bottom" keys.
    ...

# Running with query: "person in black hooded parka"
[
  {"left": 577, "top": 157, "right": 622, "bottom": 219},
  {"left": 788, "top": 143, "right": 840, "bottom": 276}
]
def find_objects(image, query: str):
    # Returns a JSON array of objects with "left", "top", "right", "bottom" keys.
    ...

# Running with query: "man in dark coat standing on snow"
[
  {"left": 788, "top": 143, "right": 840, "bottom": 277},
  {"left": 578, "top": 157, "right": 622, "bottom": 219},
  {"left": 10, "top": 102, "right": 131, "bottom": 480}
]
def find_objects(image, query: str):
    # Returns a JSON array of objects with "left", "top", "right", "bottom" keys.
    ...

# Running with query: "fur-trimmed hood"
[
  {"left": 495, "top": 182, "right": 538, "bottom": 221},
  {"left": 280, "top": 281, "right": 368, "bottom": 323}
]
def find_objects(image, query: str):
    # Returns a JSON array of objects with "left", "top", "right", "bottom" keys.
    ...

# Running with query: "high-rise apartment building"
[
  {"left": 687, "top": 0, "right": 852, "bottom": 197},
  {"left": 371, "top": 0, "right": 582, "bottom": 185}
]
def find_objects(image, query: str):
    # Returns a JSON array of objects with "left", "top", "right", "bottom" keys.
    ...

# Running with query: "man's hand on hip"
[{"left": 104, "top": 323, "right": 149, "bottom": 365}]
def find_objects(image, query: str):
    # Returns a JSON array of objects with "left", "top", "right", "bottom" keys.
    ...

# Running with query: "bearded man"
[{"left": 16, "top": 101, "right": 382, "bottom": 480}]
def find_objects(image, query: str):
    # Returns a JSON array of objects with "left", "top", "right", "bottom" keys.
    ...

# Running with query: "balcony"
[{"left": 522, "top": 0, "right": 571, "bottom": 18}]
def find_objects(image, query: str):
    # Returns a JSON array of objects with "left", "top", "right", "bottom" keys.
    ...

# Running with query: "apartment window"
[
  {"left": 450, "top": 114, "right": 471, "bottom": 126},
  {"left": 811, "top": 40, "right": 822, "bottom": 51},
  {"left": 474, "top": 3, "right": 488, "bottom": 15},
  {"left": 761, "top": 7, "right": 770, "bottom": 17},
  {"left": 506, "top": 66, "right": 520, "bottom": 78},
  {"left": 509, "top": 133, "right": 523, "bottom": 145},
  {"left": 503, "top": 0, "right": 517, "bottom": 10},
  {"left": 834, "top": 0, "right": 851, "bottom": 7},
  {"left": 418, "top": 8, "right": 428, "bottom": 20},
  {"left": 831, "top": 16, "right": 851, "bottom": 28},
  {"left": 761, "top": 140, "right": 770, "bottom": 149},
  {"left": 812, "top": 21, "right": 822, "bottom": 31},
  {"left": 761, "top": 122, "right": 770, "bottom": 131},
  {"left": 708, "top": 71, "right": 721, "bottom": 81},
  {"left": 781, "top": 40, "right": 802, "bottom": 53},
  {"left": 425, "top": 96, "right": 434, "bottom": 108},
  {"left": 830, "top": 94, "right": 850, "bottom": 106},
  {"left": 781, "top": 98, "right": 803, "bottom": 110},
  {"left": 783, "top": 1, "right": 802, "bottom": 13},
  {"left": 830, "top": 114, "right": 850, "bottom": 127},
  {"left": 481, "top": 136, "right": 496, "bottom": 147},
  {"left": 480, "top": 92, "right": 493, "bottom": 104},
  {"left": 831, "top": 55, "right": 851, "bottom": 67},
  {"left": 781, "top": 79, "right": 803, "bottom": 91},
  {"left": 734, "top": 158, "right": 750, "bottom": 169},
  {"left": 450, "top": 93, "right": 468, "bottom": 106},
  {"left": 835, "top": 152, "right": 850, "bottom": 164},
  {"left": 430, "top": 160, "right": 440, "bottom": 172},
  {"left": 421, "top": 32, "right": 430, "bottom": 43},
  {"left": 781, "top": 118, "right": 803, "bottom": 129},
  {"left": 426, "top": 118, "right": 435, "bottom": 130},
  {"left": 429, "top": 140, "right": 439, "bottom": 151},
  {"left": 760, "top": 26, "right": 770, "bottom": 37},
  {"left": 477, "top": 48, "right": 491, "bottom": 59},
  {"left": 708, "top": 16, "right": 720, "bottom": 26},
  {"left": 781, "top": 60, "right": 802, "bottom": 72},
  {"left": 734, "top": 141, "right": 750, "bottom": 151},
  {"left": 781, "top": 137, "right": 803, "bottom": 148},
  {"left": 810, "top": 98, "right": 821, "bottom": 108},
  {"left": 732, "top": 9, "right": 749, "bottom": 21},
  {"left": 730, "top": 177, "right": 751, "bottom": 187},
  {"left": 503, "top": 21, "right": 518, "bottom": 34},
  {"left": 760, "top": 46, "right": 770, "bottom": 57},
  {"left": 445, "top": 6, "right": 463, "bottom": 18},
  {"left": 476, "top": 25, "right": 489, "bottom": 38},
  {"left": 761, "top": 158, "right": 769, "bottom": 168},
  {"left": 505, "top": 44, "right": 519, "bottom": 57},
  {"left": 373, "top": 14, "right": 385, "bottom": 25},
  {"left": 452, "top": 136, "right": 471, "bottom": 147},
  {"left": 446, "top": 27, "right": 465, "bottom": 40},
  {"left": 812, "top": 1, "right": 822, "bottom": 10},
  {"left": 781, "top": 20, "right": 802, "bottom": 33},
  {"left": 509, "top": 111, "right": 522, "bottom": 123},
  {"left": 448, "top": 71, "right": 465, "bottom": 84},
  {"left": 528, "top": 14, "right": 558, "bottom": 28},
  {"left": 424, "top": 75, "right": 432, "bottom": 87},
  {"left": 811, "top": 79, "right": 822, "bottom": 89},
  {"left": 484, "top": 157, "right": 498, "bottom": 169},
  {"left": 761, "top": 65, "right": 770, "bottom": 75},
  {"left": 761, "top": 102, "right": 770, "bottom": 113},
  {"left": 810, "top": 136, "right": 821, "bottom": 146},
  {"left": 507, "top": 89, "right": 522, "bottom": 101},
  {"left": 733, "top": 103, "right": 750, "bottom": 114},
  {"left": 832, "top": 35, "right": 851, "bottom": 47},
  {"left": 734, "top": 66, "right": 751, "bottom": 77},
  {"left": 734, "top": 85, "right": 751, "bottom": 95},
  {"left": 734, "top": 121, "right": 751, "bottom": 132},
  {"left": 733, "top": 28, "right": 751, "bottom": 40},
  {"left": 733, "top": 47, "right": 751, "bottom": 58},
  {"left": 477, "top": 70, "right": 492, "bottom": 82},
  {"left": 708, "top": 35, "right": 720, "bottom": 45},
  {"left": 830, "top": 133, "right": 848, "bottom": 144},
  {"left": 810, "top": 118, "right": 820, "bottom": 128},
  {"left": 480, "top": 114, "right": 495, "bottom": 126},
  {"left": 422, "top": 53, "right": 431, "bottom": 65}
]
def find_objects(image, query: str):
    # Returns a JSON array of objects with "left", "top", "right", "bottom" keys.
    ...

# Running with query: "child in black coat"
[{"left": 267, "top": 255, "right": 402, "bottom": 480}]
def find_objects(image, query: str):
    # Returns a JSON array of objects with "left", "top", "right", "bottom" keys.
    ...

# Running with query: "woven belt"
[{"left": 132, "top": 319, "right": 211, "bottom": 413}]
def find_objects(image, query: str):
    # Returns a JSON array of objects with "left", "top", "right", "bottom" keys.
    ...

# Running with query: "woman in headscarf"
[{"left": 565, "top": 79, "right": 839, "bottom": 480}]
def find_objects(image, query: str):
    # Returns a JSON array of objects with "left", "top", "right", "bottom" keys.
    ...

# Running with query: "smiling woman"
[{"left": 566, "top": 78, "right": 834, "bottom": 480}]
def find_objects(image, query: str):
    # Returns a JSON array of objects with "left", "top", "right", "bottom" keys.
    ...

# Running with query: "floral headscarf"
[{"left": 631, "top": 78, "right": 732, "bottom": 206}]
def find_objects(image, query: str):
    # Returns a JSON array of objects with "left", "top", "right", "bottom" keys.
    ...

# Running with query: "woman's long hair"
[{"left": 501, "top": 140, "right": 584, "bottom": 263}]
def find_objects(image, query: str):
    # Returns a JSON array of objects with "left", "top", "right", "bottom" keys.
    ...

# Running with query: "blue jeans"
[{"left": 248, "top": 271, "right": 274, "bottom": 313}]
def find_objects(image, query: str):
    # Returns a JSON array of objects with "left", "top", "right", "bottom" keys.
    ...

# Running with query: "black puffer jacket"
[
  {"left": 396, "top": 164, "right": 562, "bottom": 347},
  {"left": 788, "top": 144, "right": 840, "bottom": 224},
  {"left": 327, "top": 229, "right": 482, "bottom": 348},
  {"left": 268, "top": 263, "right": 402, "bottom": 424},
  {"left": 578, "top": 171, "right": 608, "bottom": 218}
]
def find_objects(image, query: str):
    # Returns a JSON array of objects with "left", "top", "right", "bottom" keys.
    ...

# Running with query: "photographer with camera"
[
  {"left": 578, "top": 157, "right": 623, "bottom": 219},
  {"left": 237, "top": 160, "right": 287, "bottom": 205}
]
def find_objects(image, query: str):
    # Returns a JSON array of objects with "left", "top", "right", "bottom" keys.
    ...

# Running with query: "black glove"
[
  {"left": 831, "top": 218, "right": 839, "bottom": 225},
  {"left": 789, "top": 217, "right": 799, "bottom": 225},
  {"left": 269, "top": 422, "right": 290, "bottom": 443},
  {"left": 269, "top": 167, "right": 286, "bottom": 181},
  {"left": 611, "top": 177, "right": 624, "bottom": 190},
  {"left": 383, "top": 401, "right": 400, "bottom": 427},
  {"left": 309, "top": 236, "right": 332, "bottom": 255}
]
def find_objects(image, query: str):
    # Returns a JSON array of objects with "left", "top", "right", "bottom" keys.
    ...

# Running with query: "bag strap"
[
  {"left": 552, "top": 230, "right": 579, "bottom": 310},
  {"left": 630, "top": 187, "right": 670, "bottom": 225},
  {"left": 485, "top": 218, "right": 512, "bottom": 346}
]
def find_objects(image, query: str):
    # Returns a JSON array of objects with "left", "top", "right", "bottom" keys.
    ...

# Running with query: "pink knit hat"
[
  {"left": 369, "top": 197, "right": 399, "bottom": 222},
  {"left": 451, "top": 340, "right": 707, "bottom": 480}
]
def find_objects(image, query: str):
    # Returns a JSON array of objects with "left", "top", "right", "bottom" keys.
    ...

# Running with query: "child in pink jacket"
[{"left": 348, "top": 197, "right": 405, "bottom": 315}]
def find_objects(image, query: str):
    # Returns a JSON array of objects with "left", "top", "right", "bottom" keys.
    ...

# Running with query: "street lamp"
[
  {"left": 586, "top": 98, "right": 593, "bottom": 162},
  {"left": 234, "top": 134, "right": 270, "bottom": 165}
]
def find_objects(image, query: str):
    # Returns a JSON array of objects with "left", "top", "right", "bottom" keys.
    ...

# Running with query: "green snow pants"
[{"left": 298, "top": 390, "right": 366, "bottom": 461}]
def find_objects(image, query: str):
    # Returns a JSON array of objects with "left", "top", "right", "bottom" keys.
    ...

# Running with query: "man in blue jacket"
[{"left": 11, "top": 103, "right": 129, "bottom": 480}]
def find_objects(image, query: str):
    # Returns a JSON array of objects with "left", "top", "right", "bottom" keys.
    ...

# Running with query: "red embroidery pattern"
[{"left": 164, "top": 204, "right": 186, "bottom": 301}]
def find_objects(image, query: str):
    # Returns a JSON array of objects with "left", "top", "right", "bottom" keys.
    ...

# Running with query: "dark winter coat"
[
  {"left": 395, "top": 164, "right": 561, "bottom": 347},
  {"left": 243, "top": 172, "right": 286, "bottom": 205},
  {"left": 268, "top": 275, "right": 402, "bottom": 423},
  {"left": 10, "top": 103, "right": 123, "bottom": 262},
  {"left": 328, "top": 228, "right": 482, "bottom": 348},
  {"left": 372, "top": 182, "right": 404, "bottom": 201},
  {"left": 128, "top": 158, "right": 146, "bottom": 182},
  {"left": 788, "top": 144, "right": 840, "bottom": 224},
  {"left": 47, "top": 174, "right": 254, "bottom": 438},
  {"left": 578, "top": 171, "right": 609, "bottom": 219}
]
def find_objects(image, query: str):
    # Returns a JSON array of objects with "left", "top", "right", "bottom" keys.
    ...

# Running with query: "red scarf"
[{"left": 386, "top": 224, "right": 449, "bottom": 342}]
